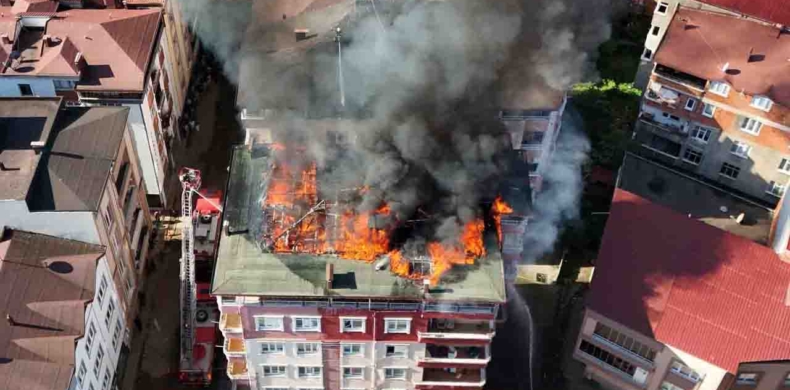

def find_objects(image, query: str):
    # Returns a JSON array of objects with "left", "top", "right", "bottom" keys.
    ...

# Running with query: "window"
[
  {"left": 262, "top": 365, "right": 287, "bottom": 377},
  {"left": 670, "top": 361, "right": 701, "bottom": 382},
  {"left": 297, "top": 366, "right": 322, "bottom": 378},
  {"left": 77, "top": 361, "right": 88, "bottom": 386},
  {"left": 255, "top": 316, "right": 284, "bottom": 331},
  {"left": 54, "top": 80, "right": 76, "bottom": 90},
  {"left": 97, "top": 276, "right": 108, "bottom": 306},
  {"left": 708, "top": 81, "right": 730, "bottom": 97},
  {"left": 260, "top": 342, "right": 285, "bottom": 354},
  {"left": 730, "top": 140, "right": 751, "bottom": 158},
  {"left": 767, "top": 181, "right": 785, "bottom": 197},
  {"left": 296, "top": 343, "right": 320, "bottom": 355},
  {"left": 343, "top": 367, "right": 364, "bottom": 379},
  {"left": 384, "top": 318, "right": 411, "bottom": 334},
  {"left": 651, "top": 26, "right": 660, "bottom": 36},
  {"left": 656, "top": 1, "right": 669, "bottom": 14},
  {"left": 93, "top": 346, "right": 104, "bottom": 376},
  {"left": 784, "top": 372, "right": 790, "bottom": 386},
  {"left": 102, "top": 367, "right": 111, "bottom": 390},
  {"left": 683, "top": 148, "right": 703, "bottom": 165},
  {"left": 342, "top": 344, "right": 363, "bottom": 356},
  {"left": 702, "top": 103, "right": 716, "bottom": 118},
  {"left": 89, "top": 384, "right": 95, "bottom": 390},
  {"left": 736, "top": 372, "right": 758, "bottom": 385},
  {"left": 85, "top": 322, "right": 96, "bottom": 353},
  {"left": 642, "top": 47, "right": 653, "bottom": 60},
  {"left": 293, "top": 316, "right": 321, "bottom": 332},
  {"left": 593, "top": 323, "right": 657, "bottom": 362},
  {"left": 740, "top": 117, "right": 762, "bottom": 135},
  {"left": 779, "top": 158, "right": 790, "bottom": 174},
  {"left": 720, "top": 163, "right": 740, "bottom": 179},
  {"left": 341, "top": 317, "right": 366, "bottom": 333},
  {"left": 384, "top": 368, "right": 406, "bottom": 380},
  {"left": 105, "top": 299, "right": 116, "bottom": 327},
  {"left": 385, "top": 345, "right": 408, "bottom": 358},
  {"left": 684, "top": 98, "right": 697, "bottom": 111},
  {"left": 579, "top": 340, "right": 637, "bottom": 377},
  {"left": 751, "top": 96, "right": 772, "bottom": 111},
  {"left": 691, "top": 126, "right": 712, "bottom": 143},
  {"left": 112, "top": 319, "right": 122, "bottom": 350},
  {"left": 661, "top": 382, "right": 684, "bottom": 390},
  {"left": 18, "top": 84, "right": 32, "bottom": 96}
]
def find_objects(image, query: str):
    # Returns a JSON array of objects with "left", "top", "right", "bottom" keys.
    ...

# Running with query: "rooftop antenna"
[{"left": 335, "top": 26, "right": 345, "bottom": 108}]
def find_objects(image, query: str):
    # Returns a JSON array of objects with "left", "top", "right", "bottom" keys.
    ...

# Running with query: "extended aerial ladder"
[{"left": 179, "top": 167, "right": 202, "bottom": 369}]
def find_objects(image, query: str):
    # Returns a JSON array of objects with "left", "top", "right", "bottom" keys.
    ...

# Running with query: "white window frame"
[
  {"left": 384, "top": 318, "right": 411, "bottom": 334},
  {"left": 708, "top": 81, "right": 730, "bottom": 97},
  {"left": 93, "top": 346, "right": 104, "bottom": 376},
  {"left": 779, "top": 158, "right": 790, "bottom": 175},
  {"left": 259, "top": 342, "right": 285, "bottom": 355},
  {"left": 105, "top": 298, "right": 116, "bottom": 327},
  {"left": 85, "top": 321, "right": 96, "bottom": 353},
  {"left": 293, "top": 316, "right": 321, "bottom": 332},
  {"left": 740, "top": 117, "right": 762, "bottom": 135},
  {"left": 656, "top": 1, "right": 669, "bottom": 15},
  {"left": 262, "top": 365, "right": 287, "bottom": 378},
  {"left": 112, "top": 319, "right": 122, "bottom": 350},
  {"left": 342, "top": 343, "right": 364, "bottom": 356},
  {"left": 343, "top": 366, "right": 364, "bottom": 379},
  {"left": 684, "top": 98, "right": 697, "bottom": 111},
  {"left": 682, "top": 148, "right": 703, "bottom": 165},
  {"left": 296, "top": 342, "right": 321, "bottom": 356},
  {"left": 77, "top": 361, "right": 87, "bottom": 386},
  {"left": 730, "top": 140, "right": 751, "bottom": 158},
  {"left": 736, "top": 372, "right": 758, "bottom": 385},
  {"left": 297, "top": 366, "right": 322, "bottom": 378},
  {"left": 641, "top": 47, "right": 653, "bottom": 61},
  {"left": 720, "top": 163, "right": 740, "bottom": 179},
  {"left": 254, "top": 315, "right": 284, "bottom": 331},
  {"left": 384, "top": 367, "right": 407, "bottom": 380},
  {"left": 751, "top": 96, "right": 773, "bottom": 112},
  {"left": 702, "top": 103, "right": 716, "bottom": 118},
  {"left": 102, "top": 367, "right": 111, "bottom": 390},
  {"left": 340, "top": 317, "right": 366, "bottom": 333},
  {"left": 97, "top": 276, "right": 108, "bottom": 306},
  {"left": 767, "top": 181, "right": 786, "bottom": 198},
  {"left": 691, "top": 126, "right": 712, "bottom": 143},
  {"left": 385, "top": 344, "right": 409, "bottom": 358}
]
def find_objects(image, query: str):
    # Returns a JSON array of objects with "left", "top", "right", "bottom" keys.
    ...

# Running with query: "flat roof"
[
  {"left": 618, "top": 152, "right": 774, "bottom": 244},
  {"left": 212, "top": 146, "right": 506, "bottom": 302},
  {"left": 0, "top": 97, "right": 61, "bottom": 201}
]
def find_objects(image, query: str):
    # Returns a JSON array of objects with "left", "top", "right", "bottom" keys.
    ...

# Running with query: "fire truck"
[{"left": 177, "top": 168, "right": 223, "bottom": 386}]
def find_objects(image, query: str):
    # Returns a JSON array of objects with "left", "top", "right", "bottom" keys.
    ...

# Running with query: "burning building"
[{"left": 212, "top": 132, "right": 508, "bottom": 389}]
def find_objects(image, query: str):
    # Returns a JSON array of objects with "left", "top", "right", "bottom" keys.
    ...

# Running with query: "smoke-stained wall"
[{"left": 175, "top": 0, "right": 611, "bottom": 263}]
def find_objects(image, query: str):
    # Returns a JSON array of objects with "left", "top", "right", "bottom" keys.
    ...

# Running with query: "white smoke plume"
[{"left": 174, "top": 0, "right": 609, "bottom": 260}]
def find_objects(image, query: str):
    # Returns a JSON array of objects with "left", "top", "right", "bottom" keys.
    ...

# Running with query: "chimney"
[
  {"left": 294, "top": 29, "right": 309, "bottom": 42},
  {"left": 325, "top": 263, "right": 334, "bottom": 289},
  {"left": 74, "top": 52, "right": 82, "bottom": 67},
  {"left": 1, "top": 33, "right": 10, "bottom": 44}
]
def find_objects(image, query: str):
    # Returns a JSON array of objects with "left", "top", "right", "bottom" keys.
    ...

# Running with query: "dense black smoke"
[{"left": 175, "top": 0, "right": 610, "bottom": 261}]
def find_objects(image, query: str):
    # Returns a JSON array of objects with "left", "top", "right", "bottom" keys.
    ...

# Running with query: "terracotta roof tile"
[
  {"left": 654, "top": 9, "right": 790, "bottom": 107},
  {"left": 697, "top": 0, "right": 790, "bottom": 25},
  {"left": 587, "top": 189, "right": 790, "bottom": 373}
]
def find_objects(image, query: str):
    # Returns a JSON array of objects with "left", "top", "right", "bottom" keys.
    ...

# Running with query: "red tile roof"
[
  {"left": 0, "top": 8, "right": 161, "bottom": 92},
  {"left": 697, "top": 0, "right": 790, "bottom": 25},
  {"left": 654, "top": 9, "right": 790, "bottom": 107},
  {"left": 587, "top": 189, "right": 790, "bottom": 373}
]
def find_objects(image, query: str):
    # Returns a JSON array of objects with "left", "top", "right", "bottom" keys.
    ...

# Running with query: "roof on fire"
[{"left": 211, "top": 145, "right": 506, "bottom": 302}]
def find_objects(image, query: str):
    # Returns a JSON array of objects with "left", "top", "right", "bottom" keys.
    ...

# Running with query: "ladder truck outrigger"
[{"left": 177, "top": 167, "right": 222, "bottom": 386}]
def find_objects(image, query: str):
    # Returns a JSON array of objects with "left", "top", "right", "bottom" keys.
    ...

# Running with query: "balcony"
[
  {"left": 638, "top": 113, "right": 688, "bottom": 138},
  {"left": 416, "top": 368, "right": 485, "bottom": 388},
  {"left": 220, "top": 313, "right": 243, "bottom": 333},
  {"left": 653, "top": 64, "right": 707, "bottom": 91},
  {"left": 419, "top": 319, "right": 494, "bottom": 342},
  {"left": 224, "top": 337, "right": 246, "bottom": 356},
  {"left": 227, "top": 359, "right": 248, "bottom": 380},
  {"left": 419, "top": 345, "right": 489, "bottom": 368}
]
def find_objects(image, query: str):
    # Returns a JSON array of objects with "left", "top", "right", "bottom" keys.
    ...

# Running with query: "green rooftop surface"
[{"left": 211, "top": 146, "right": 506, "bottom": 302}]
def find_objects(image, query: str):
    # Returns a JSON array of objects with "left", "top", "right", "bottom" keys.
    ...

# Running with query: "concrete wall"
[
  {"left": 73, "top": 256, "right": 127, "bottom": 390},
  {"left": 0, "top": 77, "right": 56, "bottom": 97},
  {"left": 729, "top": 361, "right": 790, "bottom": 390},
  {"left": 0, "top": 200, "right": 99, "bottom": 243}
]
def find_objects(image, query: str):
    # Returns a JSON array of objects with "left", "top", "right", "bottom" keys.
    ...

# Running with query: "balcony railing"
[
  {"left": 638, "top": 113, "right": 688, "bottom": 137},
  {"left": 419, "top": 320, "right": 494, "bottom": 341},
  {"left": 416, "top": 368, "right": 486, "bottom": 387},
  {"left": 224, "top": 337, "right": 246, "bottom": 355},
  {"left": 220, "top": 313, "right": 243, "bottom": 333},
  {"left": 227, "top": 359, "right": 248, "bottom": 380},
  {"left": 591, "top": 334, "right": 654, "bottom": 367},
  {"left": 420, "top": 345, "right": 489, "bottom": 365}
]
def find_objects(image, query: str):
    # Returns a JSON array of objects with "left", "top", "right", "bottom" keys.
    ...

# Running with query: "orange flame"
[{"left": 491, "top": 196, "right": 513, "bottom": 246}]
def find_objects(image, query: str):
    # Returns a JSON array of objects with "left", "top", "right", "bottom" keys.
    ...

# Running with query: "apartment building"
[
  {"left": 572, "top": 186, "right": 790, "bottom": 390},
  {"left": 0, "top": 3, "right": 188, "bottom": 207},
  {"left": 0, "top": 98, "right": 152, "bottom": 342},
  {"left": 211, "top": 140, "right": 505, "bottom": 389},
  {"left": 0, "top": 228, "right": 126, "bottom": 390},
  {"left": 725, "top": 361, "right": 790, "bottom": 390}
]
